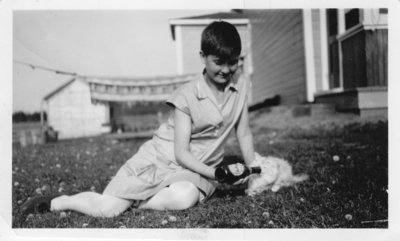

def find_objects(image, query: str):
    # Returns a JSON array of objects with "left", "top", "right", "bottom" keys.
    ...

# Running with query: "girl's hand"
[{"left": 232, "top": 176, "right": 250, "bottom": 185}]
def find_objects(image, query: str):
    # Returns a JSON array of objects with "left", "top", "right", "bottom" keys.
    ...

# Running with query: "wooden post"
[
  {"left": 19, "top": 131, "right": 27, "bottom": 147},
  {"left": 40, "top": 100, "right": 47, "bottom": 144},
  {"left": 31, "top": 129, "right": 37, "bottom": 145}
]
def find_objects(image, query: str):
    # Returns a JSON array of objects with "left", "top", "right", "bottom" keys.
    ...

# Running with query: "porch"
[{"left": 314, "top": 86, "right": 387, "bottom": 117}]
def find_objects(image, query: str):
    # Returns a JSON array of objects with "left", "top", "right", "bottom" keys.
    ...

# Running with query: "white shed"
[{"left": 42, "top": 78, "right": 110, "bottom": 139}]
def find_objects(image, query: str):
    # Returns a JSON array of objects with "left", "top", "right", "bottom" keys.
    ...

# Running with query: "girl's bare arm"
[
  {"left": 235, "top": 102, "right": 256, "bottom": 166},
  {"left": 173, "top": 108, "right": 216, "bottom": 179}
]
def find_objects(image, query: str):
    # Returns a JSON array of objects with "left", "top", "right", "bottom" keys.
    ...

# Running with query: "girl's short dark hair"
[{"left": 201, "top": 21, "right": 241, "bottom": 59}]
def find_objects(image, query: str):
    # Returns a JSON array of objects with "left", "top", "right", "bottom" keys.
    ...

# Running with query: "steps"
[{"left": 291, "top": 103, "right": 336, "bottom": 117}]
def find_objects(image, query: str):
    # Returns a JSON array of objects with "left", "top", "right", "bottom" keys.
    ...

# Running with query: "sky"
[{"left": 12, "top": 9, "right": 225, "bottom": 113}]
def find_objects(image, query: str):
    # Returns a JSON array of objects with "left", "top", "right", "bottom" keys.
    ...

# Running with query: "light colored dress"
[{"left": 103, "top": 72, "right": 250, "bottom": 201}]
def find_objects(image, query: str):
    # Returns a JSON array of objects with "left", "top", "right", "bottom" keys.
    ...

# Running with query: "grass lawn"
[{"left": 12, "top": 107, "right": 388, "bottom": 228}]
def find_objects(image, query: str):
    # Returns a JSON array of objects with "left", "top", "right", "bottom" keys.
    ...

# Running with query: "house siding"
[
  {"left": 245, "top": 10, "right": 307, "bottom": 105},
  {"left": 174, "top": 10, "right": 309, "bottom": 105},
  {"left": 46, "top": 79, "right": 109, "bottom": 139}
]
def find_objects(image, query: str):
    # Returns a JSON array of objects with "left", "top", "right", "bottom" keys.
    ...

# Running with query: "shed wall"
[{"left": 46, "top": 80, "right": 109, "bottom": 139}]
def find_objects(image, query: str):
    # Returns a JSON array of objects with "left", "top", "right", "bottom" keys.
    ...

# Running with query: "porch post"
[
  {"left": 319, "top": 9, "right": 330, "bottom": 91},
  {"left": 302, "top": 9, "right": 316, "bottom": 102},
  {"left": 337, "top": 9, "right": 346, "bottom": 89}
]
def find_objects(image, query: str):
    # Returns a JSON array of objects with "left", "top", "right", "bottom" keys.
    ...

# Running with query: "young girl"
[{"left": 21, "top": 20, "right": 257, "bottom": 218}]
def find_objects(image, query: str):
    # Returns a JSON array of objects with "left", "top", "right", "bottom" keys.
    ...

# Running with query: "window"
[
  {"left": 326, "top": 9, "right": 341, "bottom": 89},
  {"left": 325, "top": 8, "right": 388, "bottom": 90},
  {"left": 345, "top": 9, "right": 360, "bottom": 30},
  {"left": 327, "top": 9, "right": 338, "bottom": 37},
  {"left": 379, "top": 8, "right": 388, "bottom": 14}
]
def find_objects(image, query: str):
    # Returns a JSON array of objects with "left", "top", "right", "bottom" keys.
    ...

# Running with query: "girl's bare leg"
[
  {"left": 50, "top": 192, "right": 132, "bottom": 218},
  {"left": 138, "top": 181, "right": 200, "bottom": 210},
  {"left": 51, "top": 181, "right": 200, "bottom": 215}
]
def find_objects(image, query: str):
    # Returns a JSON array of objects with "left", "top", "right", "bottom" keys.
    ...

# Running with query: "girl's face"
[{"left": 200, "top": 51, "right": 240, "bottom": 87}]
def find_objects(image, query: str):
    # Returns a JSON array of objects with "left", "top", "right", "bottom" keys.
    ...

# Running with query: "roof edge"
[
  {"left": 169, "top": 18, "right": 249, "bottom": 26},
  {"left": 43, "top": 78, "right": 76, "bottom": 101},
  {"left": 169, "top": 18, "right": 249, "bottom": 40}
]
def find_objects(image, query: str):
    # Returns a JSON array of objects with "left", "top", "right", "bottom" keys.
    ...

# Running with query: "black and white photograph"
[{"left": 1, "top": 0, "right": 399, "bottom": 240}]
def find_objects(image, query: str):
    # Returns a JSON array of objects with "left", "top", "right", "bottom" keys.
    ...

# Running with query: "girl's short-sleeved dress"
[{"left": 103, "top": 72, "right": 250, "bottom": 201}]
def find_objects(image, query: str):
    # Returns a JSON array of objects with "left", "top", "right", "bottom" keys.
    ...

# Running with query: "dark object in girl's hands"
[{"left": 215, "top": 163, "right": 261, "bottom": 184}]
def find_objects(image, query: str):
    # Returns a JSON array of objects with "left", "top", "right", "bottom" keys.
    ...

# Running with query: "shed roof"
[
  {"left": 43, "top": 78, "right": 76, "bottom": 101},
  {"left": 169, "top": 10, "right": 249, "bottom": 40},
  {"left": 179, "top": 10, "right": 246, "bottom": 20}
]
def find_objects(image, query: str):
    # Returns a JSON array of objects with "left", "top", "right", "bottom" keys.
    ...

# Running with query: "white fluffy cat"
[{"left": 246, "top": 152, "right": 308, "bottom": 196}]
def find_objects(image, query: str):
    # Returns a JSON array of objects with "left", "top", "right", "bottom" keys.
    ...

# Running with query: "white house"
[{"left": 169, "top": 9, "right": 388, "bottom": 116}]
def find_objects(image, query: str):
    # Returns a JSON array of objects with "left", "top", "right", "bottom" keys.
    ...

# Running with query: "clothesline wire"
[
  {"left": 13, "top": 59, "right": 197, "bottom": 84},
  {"left": 13, "top": 59, "right": 82, "bottom": 77}
]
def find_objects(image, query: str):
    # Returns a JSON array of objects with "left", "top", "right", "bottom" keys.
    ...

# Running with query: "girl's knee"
[
  {"left": 169, "top": 182, "right": 200, "bottom": 209},
  {"left": 139, "top": 182, "right": 200, "bottom": 211}
]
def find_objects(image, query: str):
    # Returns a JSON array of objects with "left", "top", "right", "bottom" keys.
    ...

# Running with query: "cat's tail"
[
  {"left": 289, "top": 173, "right": 309, "bottom": 184},
  {"left": 271, "top": 173, "right": 309, "bottom": 192}
]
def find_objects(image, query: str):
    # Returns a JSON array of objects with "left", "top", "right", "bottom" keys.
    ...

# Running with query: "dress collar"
[{"left": 196, "top": 69, "right": 239, "bottom": 100}]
